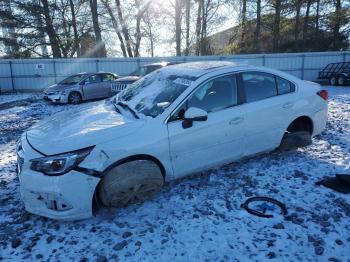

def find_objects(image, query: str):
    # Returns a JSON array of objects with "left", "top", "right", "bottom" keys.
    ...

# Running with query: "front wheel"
[
  {"left": 68, "top": 92, "right": 82, "bottom": 104},
  {"left": 98, "top": 160, "right": 164, "bottom": 208}
]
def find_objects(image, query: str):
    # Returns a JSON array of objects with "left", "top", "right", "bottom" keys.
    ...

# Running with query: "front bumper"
[
  {"left": 43, "top": 93, "right": 68, "bottom": 104},
  {"left": 17, "top": 135, "right": 100, "bottom": 220}
]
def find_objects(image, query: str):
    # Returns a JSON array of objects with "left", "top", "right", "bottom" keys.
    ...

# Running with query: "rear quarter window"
[{"left": 276, "top": 76, "right": 295, "bottom": 95}]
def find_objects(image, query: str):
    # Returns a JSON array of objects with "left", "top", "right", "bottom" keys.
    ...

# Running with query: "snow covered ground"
[
  {"left": 0, "top": 87, "right": 349, "bottom": 261},
  {"left": 0, "top": 92, "right": 40, "bottom": 106}
]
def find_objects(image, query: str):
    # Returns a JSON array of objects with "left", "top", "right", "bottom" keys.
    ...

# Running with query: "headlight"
[{"left": 30, "top": 147, "right": 94, "bottom": 176}]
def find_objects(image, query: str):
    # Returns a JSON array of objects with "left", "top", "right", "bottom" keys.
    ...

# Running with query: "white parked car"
[{"left": 17, "top": 61, "right": 328, "bottom": 220}]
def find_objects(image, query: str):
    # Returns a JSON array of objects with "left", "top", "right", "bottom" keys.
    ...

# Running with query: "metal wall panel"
[
  {"left": 304, "top": 53, "right": 344, "bottom": 68},
  {"left": 0, "top": 62, "right": 11, "bottom": 76},
  {"left": 0, "top": 51, "right": 348, "bottom": 92},
  {"left": 54, "top": 60, "right": 97, "bottom": 77}
]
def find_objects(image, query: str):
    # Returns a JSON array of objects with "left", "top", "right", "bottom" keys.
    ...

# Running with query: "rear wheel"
[
  {"left": 98, "top": 160, "right": 164, "bottom": 208},
  {"left": 337, "top": 75, "right": 346, "bottom": 86},
  {"left": 68, "top": 92, "right": 82, "bottom": 104},
  {"left": 329, "top": 76, "right": 338, "bottom": 86}
]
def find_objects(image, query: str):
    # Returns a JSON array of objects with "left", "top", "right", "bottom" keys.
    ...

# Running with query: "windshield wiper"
[{"left": 115, "top": 101, "right": 139, "bottom": 119}]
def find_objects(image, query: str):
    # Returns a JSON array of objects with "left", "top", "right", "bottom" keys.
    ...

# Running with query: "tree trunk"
[
  {"left": 41, "top": 0, "right": 61, "bottom": 57},
  {"left": 253, "top": 0, "right": 261, "bottom": 52},
  {"left": 200, "top": 0, "right": 209, "bottom": 55},
  {"left": 302, "top": 0, "right": 312, "bottom": 51},
  {"left": 272, "top": 0, "right": 281, "bottom": 52},
  {"left": 333, "top": 0, "right": 342, "bottom": 50},
  {"left": 89, "top": 0, "right": 107, "bottom": 57},
  {"left": 184, "top": 0, "right": 191, "bottom": 56},
  {"left": 240, "top": 0, "right": 247, "bottom": 49},
  {"left": 175, "top": 0, "right": 182, "bottom": 56},
  {"left": 294, "top": 0, "right": 301, "bottom": 51},
  {"left": 69, "top": 0, "right": 80, "bottom": 57},
  {"left": 195, "top": 0, "right": 203, "bottom": 55},
  {"left": 134, "top": 14, "right": 142, "bottom": 57},
  {"left": 115, "top": 0, "right": 134, "bottom": 57},
  {"left": 134, "top": 1, "right": 151, "bottom": 57},
  {"left": 314, "top": 0, "right": 320, "bottom": 50},
  {"left": 101, "top": 0, "right": 127, "bottom": 57}
]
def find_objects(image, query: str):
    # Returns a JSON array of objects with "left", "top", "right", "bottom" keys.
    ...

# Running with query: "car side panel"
[{"left": 241, "top": 93, "right": 296, "bottom": 156}]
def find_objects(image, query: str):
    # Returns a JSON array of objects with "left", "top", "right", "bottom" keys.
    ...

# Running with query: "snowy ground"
[
  {"left": 0, "top": 92, "right": 40, "bottom": 105},
  {"left": 0, "top": 87, "right": 349, "bottom": 261}
]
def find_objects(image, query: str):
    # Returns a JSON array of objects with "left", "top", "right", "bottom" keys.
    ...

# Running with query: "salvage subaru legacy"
[{"left": 17, "top": 61, "right": 328, "bottom": 220}]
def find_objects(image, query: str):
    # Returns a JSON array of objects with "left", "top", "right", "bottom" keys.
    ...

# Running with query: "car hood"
[
  {"left": 44, "top": 84, "right": 77, "bottom": 93},
  {"left": 114, "top": 76, "right": 139, "bottom": 83},
  {"left": 26, "top": 102, "right": 144, "bottom": 155}
]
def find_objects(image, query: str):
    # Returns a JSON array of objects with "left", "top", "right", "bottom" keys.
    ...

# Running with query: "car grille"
[
  {"left": 111, "top": 83, "right": 128, "bottom": 92},
  {"left": 45, "top": 91, "right": 59, "bottom": 96}
]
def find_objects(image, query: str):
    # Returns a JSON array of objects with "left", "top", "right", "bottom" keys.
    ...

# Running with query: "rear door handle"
[
  {"left": 283, "top": 102, "right": 293, "bottom": 109},
  {"left": 230, "top": 117, "right": 244, "bottom": 125}
]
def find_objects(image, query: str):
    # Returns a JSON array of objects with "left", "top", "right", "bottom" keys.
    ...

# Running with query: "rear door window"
[
  {"left": 241, "top": 72, "right": 277, "bottom": 102},
  {"left": 86, "top": 74, "right": 102, "bottom": 84}
]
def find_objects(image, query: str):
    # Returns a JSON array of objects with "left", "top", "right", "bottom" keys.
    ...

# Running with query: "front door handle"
[
  {"left": 230, "top": 117, "right": 244, "bottom": 125},
  {"left": 283, "top": 102, "right": 293, "bottom": 109}
]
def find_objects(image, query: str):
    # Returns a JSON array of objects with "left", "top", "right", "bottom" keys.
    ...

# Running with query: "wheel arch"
[
  {"left": 286, "top": 115, "right": 314, "bottom": 135},
  {"left": 101, "top": 154, "right": 166, "bottom": 179},
  {"left": 92, "top": 154, "right": 166, "bottom": 212}
]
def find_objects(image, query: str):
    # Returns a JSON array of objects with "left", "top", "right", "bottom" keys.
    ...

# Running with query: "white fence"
[{"left": 0, "top": 51, "right": 349, "bottom": 92}]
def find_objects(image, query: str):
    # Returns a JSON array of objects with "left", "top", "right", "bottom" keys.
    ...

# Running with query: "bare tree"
[
  {"left": 195, "top": 0, "right": 203, "bottom": 55},
  {"left": 115, "top": 0, "right": 133, "bottom": 57},
  {"left": 253, "top": 0, "right": 261, "bottom": 51},
  {"left": 89, "top": 0, "right": 107, "bottom": 57},
  {"left": 184, "top": 0, "right": 191, "bottom": 55},
  {"left": 272, "top": 0, "right": 281, "bottom": 52},
  {"left": 175, "top": 0, "right": 184, "bottom": 56},
  {"left": 302, "top": 0, "right": 312, "bottom": 50},
  {"left": 239, "top": 0, "right": 247, "bottom": 49},
  {"left": 69, "top": 0, "right": 80, "bottom": 57},
  {"left": 101, "top": 0, "right": 127, "bottom": 57}
]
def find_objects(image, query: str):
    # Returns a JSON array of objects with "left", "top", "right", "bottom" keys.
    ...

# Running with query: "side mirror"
[{"left": 182, "top": 107, "right": 208, "bottom": 129}]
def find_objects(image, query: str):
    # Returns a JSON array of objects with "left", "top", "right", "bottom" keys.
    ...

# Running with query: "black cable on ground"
[{"left": 240, "top": 196, "right": 288, "bottom": 218}]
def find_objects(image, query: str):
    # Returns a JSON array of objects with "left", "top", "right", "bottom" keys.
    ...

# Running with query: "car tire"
[
  {"left": 98, "top": 160, "right": 164, "bottom": 208},
  {"left": 68, "top": 92, "right": 82, "bottom": 104},
  {"left": 329, "top": 76, "right": 338, "bottom": 86},
  {"left": 337, "top": 75, "right": 346, "bottom": 86}
]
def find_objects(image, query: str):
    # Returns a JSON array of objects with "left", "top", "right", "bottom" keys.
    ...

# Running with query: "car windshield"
[
  {"left": 117, "top": 70, "right": 196, "bottom": 118},
  {"left": 59, "top": 74, "right": 86, "bottom": 85}
]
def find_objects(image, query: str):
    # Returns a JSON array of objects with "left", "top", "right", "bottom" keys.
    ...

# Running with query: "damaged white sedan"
[{"left": 17, "top": 61, "right": 328, "bottom": 220}]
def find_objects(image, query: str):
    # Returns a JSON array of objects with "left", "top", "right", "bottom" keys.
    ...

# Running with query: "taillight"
[{"left": 317, "top": 90, "right": 328, "bottom": 101}]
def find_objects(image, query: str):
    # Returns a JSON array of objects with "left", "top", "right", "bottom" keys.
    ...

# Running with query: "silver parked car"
[{"left": 43, "top": 72, "right": 119, "bottom": 104}]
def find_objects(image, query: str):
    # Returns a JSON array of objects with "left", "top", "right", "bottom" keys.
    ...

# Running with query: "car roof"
[
  {"left": 158, "top": 61, "right": 249, "bottom": 78},
  {"left": 74, "top": 72, "right": 116, "bottom": 76},
  {"left": 144, "top": 62, "right": 171, "bottom": 67}
]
